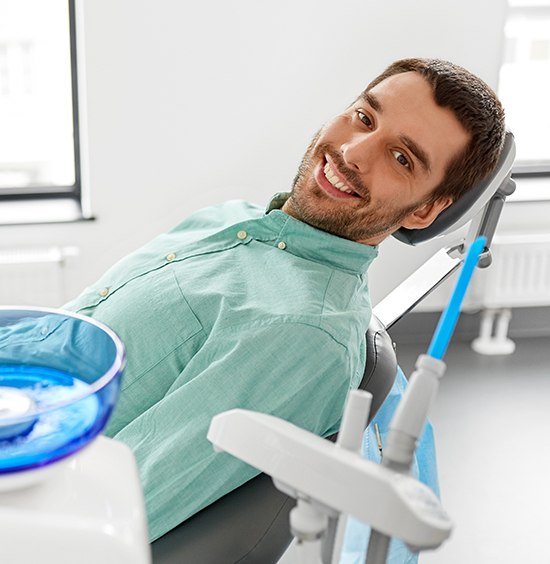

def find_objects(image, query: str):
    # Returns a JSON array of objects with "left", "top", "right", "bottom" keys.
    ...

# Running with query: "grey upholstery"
[{"left": 152, "top": 313, "right": 398, "bottom": 564}]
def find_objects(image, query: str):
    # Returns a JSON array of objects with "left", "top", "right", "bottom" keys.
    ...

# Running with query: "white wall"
[{"left": 3, "top": 0, "right": 513, "bottom": 307}]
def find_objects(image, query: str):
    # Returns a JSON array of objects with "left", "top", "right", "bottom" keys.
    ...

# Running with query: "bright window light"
[
  {"left": 499, "top": 1, "right": 550, "bottom": 166},
  {"left": 0, "top": 0, "right": 77, "bottom": 193}
]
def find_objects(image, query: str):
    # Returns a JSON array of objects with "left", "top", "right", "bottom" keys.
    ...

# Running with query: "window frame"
[{"left": 0, "top": 0, "right": 82, "bottom": 204}]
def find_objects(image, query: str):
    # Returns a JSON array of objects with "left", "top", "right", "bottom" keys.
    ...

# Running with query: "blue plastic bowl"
[{"left": 0, "top": 307, "right": 125, "bottom": 474}]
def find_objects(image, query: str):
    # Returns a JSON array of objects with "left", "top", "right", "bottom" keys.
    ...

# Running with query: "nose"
[{"left": 341, "top": 131, "right": 378, "bottom": 173}]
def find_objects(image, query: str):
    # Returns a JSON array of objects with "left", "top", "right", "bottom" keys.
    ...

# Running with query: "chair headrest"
[{"left": 393, "top": 130, "right": 516, "bottom": 246}]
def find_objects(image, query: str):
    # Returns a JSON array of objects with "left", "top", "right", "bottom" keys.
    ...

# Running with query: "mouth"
[{"left": 315, "top": 155, "right": 362, "bottom": 199}]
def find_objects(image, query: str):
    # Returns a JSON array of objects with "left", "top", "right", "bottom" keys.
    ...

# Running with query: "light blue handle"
[{"left": 427, "top": 236, "right": 487, "bottom": 360}]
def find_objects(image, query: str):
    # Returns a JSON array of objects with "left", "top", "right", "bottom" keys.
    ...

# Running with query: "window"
[
  {"left": 0, "top": 0, "right": 81, "bottom": 202},
  {"left": 499, "top": 0, "right": 550, "bottom": 172}
]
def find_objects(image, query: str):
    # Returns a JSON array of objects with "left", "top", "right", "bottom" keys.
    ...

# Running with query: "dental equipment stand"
[{"left": 364, "top": 237, "right": 486, "bottom": 563}]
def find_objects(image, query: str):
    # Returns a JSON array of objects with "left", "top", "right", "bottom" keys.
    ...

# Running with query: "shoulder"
[{"left": 169, "top": 200, "right": 264, "bottom": 233}]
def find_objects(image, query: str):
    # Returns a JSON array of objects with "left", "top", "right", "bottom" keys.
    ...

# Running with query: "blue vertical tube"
[{"left": 427, "top": 236, "right": 487, "bottom": 360}]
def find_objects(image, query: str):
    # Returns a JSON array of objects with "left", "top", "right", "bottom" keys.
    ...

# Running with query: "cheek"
[
  {"left": 320, "top": 115, "right": 350, "bottom": 140},
  {"left": 368, "top": 170, "right": 413, "bottom": 207}
]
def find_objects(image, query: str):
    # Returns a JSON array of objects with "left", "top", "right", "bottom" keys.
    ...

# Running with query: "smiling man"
[
  {"left": 63, "top": 58, "right": 505, "bottom": 551},
  {"left": 284, "top": 61, "right": 503, "bottom": 246},
  {"left": 284, "top": 72, "right": 469, "bottom": 244}
]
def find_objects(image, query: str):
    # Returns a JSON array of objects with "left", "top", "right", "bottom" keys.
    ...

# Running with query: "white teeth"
[{"left": 323, "top": 162, "right": 355, "bottom": 194}]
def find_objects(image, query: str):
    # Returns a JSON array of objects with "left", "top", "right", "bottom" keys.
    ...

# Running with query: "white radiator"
[
  {"left": 470, "top": 233, "right": 550, "bottom": 355},
  {"left": 472, "top": 233, "right": 550, "bottom": 308},
  {"left": 0, "top": 247, "right": 78, "bottom": 307}
]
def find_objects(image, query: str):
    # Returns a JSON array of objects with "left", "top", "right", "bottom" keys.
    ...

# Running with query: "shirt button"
[
  {"left": 237, "top": 230, "right": 247, "bottom": 240},
  {"left": 99, "top": 287, "right": 109, "bottom": 297},
  {"left": 166, "top": 252, "right": 176, "bottom": 261},
  {"left": 277, "top": 241, "right": 287, "bottom": 250}
]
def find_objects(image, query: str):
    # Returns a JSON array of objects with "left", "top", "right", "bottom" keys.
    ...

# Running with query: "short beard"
[{"left": 286, "top": 130, "right": 422, "bottom": 242}]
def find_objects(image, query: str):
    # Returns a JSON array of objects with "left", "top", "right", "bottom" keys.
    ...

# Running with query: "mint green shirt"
[{"left": 64, "top": 197, "right": 378, "bottom": 541}]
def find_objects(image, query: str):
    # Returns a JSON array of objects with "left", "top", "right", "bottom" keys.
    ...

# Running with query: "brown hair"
[{"left": 365, "top": 58, "right": 506, "bottom": 203}]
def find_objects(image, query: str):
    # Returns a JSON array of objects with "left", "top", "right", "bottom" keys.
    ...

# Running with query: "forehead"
[{"left": 361, "top": 72, "right": 470, "bottom": 176}]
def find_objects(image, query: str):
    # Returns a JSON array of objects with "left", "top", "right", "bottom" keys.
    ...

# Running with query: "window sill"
[{"left": 0, "top": 198, "right": 94, "bottom": 226}]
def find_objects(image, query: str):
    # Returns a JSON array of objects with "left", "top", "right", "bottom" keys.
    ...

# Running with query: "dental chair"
[{"left": 152, "top": 132, "right": 516, "bottom": 564}]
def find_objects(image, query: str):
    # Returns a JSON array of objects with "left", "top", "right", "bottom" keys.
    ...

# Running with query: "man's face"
[{"left": 282, "top": 72, "right": 471, "bottom": 245}]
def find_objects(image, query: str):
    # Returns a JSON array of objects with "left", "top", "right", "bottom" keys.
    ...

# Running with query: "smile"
[{"left": 317, "top": 157, "right": 361, "bottom": 199}]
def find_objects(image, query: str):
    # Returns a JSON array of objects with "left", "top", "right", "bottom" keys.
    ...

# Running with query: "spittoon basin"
[{"left": 0, "top": 307, "right": 125, "bottom": 475}]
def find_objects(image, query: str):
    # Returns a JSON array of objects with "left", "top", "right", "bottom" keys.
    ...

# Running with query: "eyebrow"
[
  {"left": 359, "top": 91, "right": 432, "bottom": 174},
  {"left": 400, "top": 135, "right": 432, "bottom": 174},
  {"left": 360, "top": 91, "right": 382, "bottom": 112}
]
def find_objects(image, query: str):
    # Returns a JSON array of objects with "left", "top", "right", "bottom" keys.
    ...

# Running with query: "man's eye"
[
  {"left": 392, "top": 149, "right": 410, "bottom": 168},
  {"left": 356, "top": 110, "right": 373, "bottom": 128}
]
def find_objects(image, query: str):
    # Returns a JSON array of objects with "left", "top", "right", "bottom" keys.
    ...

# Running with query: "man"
[{"left": 64, "top": 58, "right": 505, "bottom": 545}]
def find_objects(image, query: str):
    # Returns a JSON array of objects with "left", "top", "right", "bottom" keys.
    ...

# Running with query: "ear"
[{"left": 400, "top": 197, "right": 453, "bottom": 230}]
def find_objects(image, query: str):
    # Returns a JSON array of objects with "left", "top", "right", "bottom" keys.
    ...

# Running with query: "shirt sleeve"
[{"left": 111, "top": 320, "right": 360, "bottom": 542}]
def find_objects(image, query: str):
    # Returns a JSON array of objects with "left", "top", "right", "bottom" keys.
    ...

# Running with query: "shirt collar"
[{"left": 251, "top": 192, "right": 378, "bottom": 275}]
